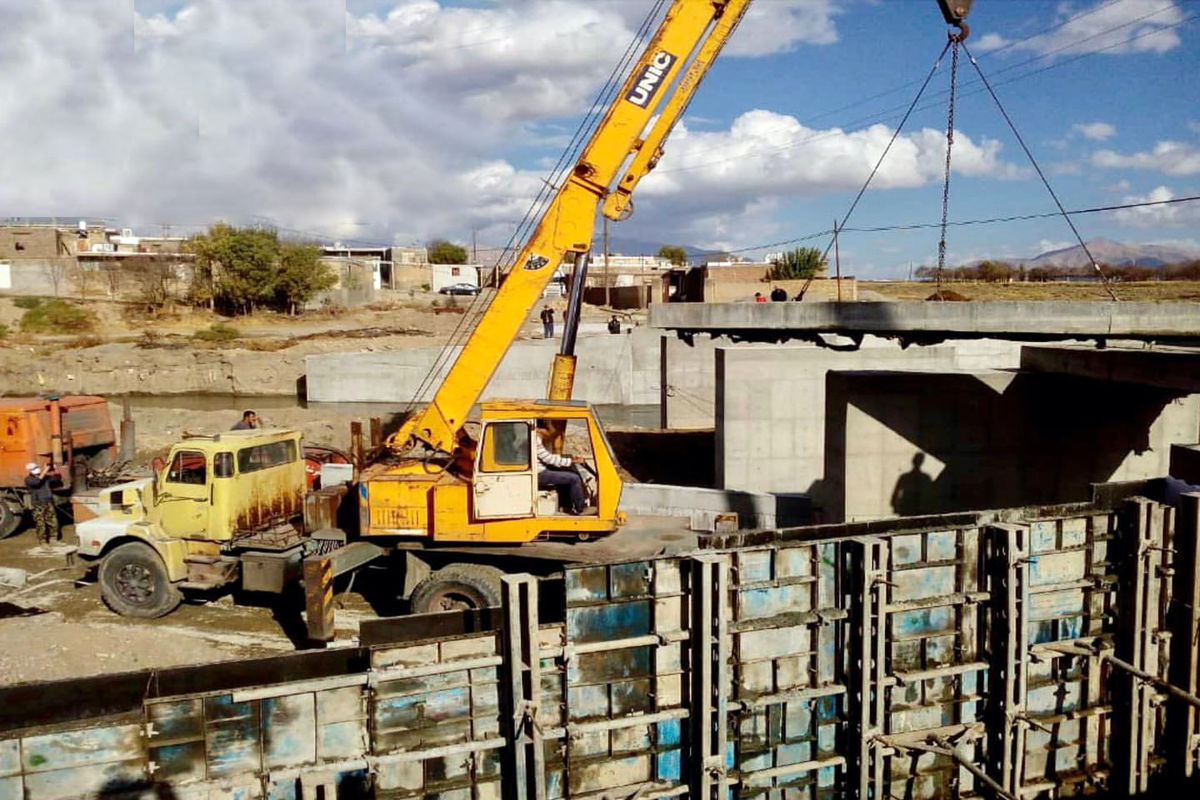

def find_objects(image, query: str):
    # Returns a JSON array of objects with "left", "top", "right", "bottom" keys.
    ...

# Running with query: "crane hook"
[{"left": 948, "top": 22, "right": 970, "bottom": 43}]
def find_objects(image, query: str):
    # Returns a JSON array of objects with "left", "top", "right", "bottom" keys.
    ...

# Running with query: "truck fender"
[
  {"left": 401, "top": 550, "right": 432, "bottom": 600},
  {"left": 81, "top": 522, "right": 188, "bottom": 583}
]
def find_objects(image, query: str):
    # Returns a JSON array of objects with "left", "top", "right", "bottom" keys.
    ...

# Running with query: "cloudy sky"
[{"left": 1, "top": 0, "right": 1197, "bottom": 276}]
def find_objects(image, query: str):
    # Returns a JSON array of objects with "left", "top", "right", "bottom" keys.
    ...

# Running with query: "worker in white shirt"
[{"left": 534, "top": 420, "right": 588, "bottom": 514}]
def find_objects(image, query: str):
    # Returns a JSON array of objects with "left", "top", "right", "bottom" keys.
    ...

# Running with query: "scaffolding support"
[
  {"left": 689, "top": 554, "right": 729, "bottom": 800},
  {"left": 1114, "top": 497, "right": 1171, "bottom": 794},
  {"left": 1169, "top": 492, "right": 1200, "bottom": 779},
  {"left": 501, "top": 573, "right": 546, "bottom": 800},
  {"left": 846, "top": 538, "right": 888, "bottom": 799},
  {"left": 986, "top": 523, "right": 1030, "bottom": 796}
]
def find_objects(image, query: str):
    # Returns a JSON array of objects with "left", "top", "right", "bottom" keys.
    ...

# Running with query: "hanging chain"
[{"left": 936, "top": 34, "right": 962, "bottom": 294}]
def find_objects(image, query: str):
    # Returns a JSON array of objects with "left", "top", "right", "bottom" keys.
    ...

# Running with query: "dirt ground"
[
  {"left": 0, "top": 527, "right": 380, "bottom": 686},
  {"left": 866, "top": 279, "right": 1200, "bottom": 302}
]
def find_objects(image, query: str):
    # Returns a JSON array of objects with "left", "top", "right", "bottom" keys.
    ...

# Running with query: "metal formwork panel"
[
  {"left": 873, "top": 527, "right": 988, "bottom": 800},
  {"left": 3, "top": 495, "right": 1199, "bottom": 800},
  {"left": 144, "top": 674, "right": 371, "bottom": 799},
  {"left": 728, "top": 543, "right": 845, "bottom": 800},
  {"left": 561, "top": 559, "right": 688, "bottom": 799},
  {"left": 370, "top": 635, "right": 504, "bottom": 800},
  {"left": 1013, "top": 512, "right": 1121, "bottom": 797}
]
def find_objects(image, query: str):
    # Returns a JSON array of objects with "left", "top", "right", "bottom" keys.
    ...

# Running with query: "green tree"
[
  {"left": 275, "top": 244, "right": 336, "bottom": 314},
  {"left": 187, "top": 224, "right": 279, "bottom": 313},
  {"left": 186, "top": 225, "right": 334, "bottom": 315},
  {"left": 658, "top": 245, "right": 689, "bottom": 266},
  {"left": 428, "top": 239, "right": 468, "bottom": 264},
  {"left": 767, "top": 247, "right": 826, "bottom": 281}
]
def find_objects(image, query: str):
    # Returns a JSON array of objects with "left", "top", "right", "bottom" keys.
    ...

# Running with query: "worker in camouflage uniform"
[{"left": 24, "top": 462, "right": 61, "bottom": 544}]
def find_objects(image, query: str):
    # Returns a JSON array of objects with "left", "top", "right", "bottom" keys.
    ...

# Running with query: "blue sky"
[{"left": 1, "top": 0, "right": 1197, "bottom": 276}]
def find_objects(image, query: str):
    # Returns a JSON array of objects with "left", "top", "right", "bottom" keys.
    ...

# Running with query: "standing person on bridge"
[{"left": 25, "top": 463, "right": 61, "bottom": 545}]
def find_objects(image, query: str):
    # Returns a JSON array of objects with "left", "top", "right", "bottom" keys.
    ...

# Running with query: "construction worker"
[
  {"left": 232, "top": 410, "right": 259, "bottom": 430},
  {"left": 25, "top": 462, "right": 61, "bottom": 544}
]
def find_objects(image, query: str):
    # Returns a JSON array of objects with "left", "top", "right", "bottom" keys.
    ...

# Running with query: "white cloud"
[
  {"left": 1105, "top": 179, "right": 1133, "bottom": 192},
  {"left": 1092, "top": 141, "right": 1200, "bottom": 176},
  {"left": 1113, "top": 186, "right": 1200, "bottom": 228},
  {"left": 641, "top": 110, "right": 1022, "bottom": 204},
  {"left": 724, "top": 0, "right": 840, "bottom": 56},
  {"left": 982, "top": 0, "right": 1184, "bottom": 57},
  {"left": 0, "top": 0, "right": 848, "bottom": 245},
  {"left": 1073, "top": 121, "right": 1116, "bottom": 140}
]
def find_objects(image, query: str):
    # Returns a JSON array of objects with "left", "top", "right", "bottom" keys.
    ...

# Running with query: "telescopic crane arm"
[{"left": 390, "top": 0, "right": 755, "bottom": 456}]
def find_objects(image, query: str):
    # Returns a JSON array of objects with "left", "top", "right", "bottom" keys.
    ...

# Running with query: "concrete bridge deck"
[{"left": 650, "top": 300, "right": 1200, "bottom": 344}]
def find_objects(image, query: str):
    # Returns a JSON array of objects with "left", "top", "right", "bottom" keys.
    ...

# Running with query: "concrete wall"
[
  {"left": 714, "top": 343, "right": 977, "bottom": 496},
  {"left": 824, "top": 369, "right": 1200, "bottom": 522},
  {"left": 0, "top": 259, "right": 76, "bottom": 294},
  {"left": 619, "top": 482, "right": 809, "bottom": 531},
  {"left": 307, "top": 327, "right": 662, "bottom": 405},
  {"left": 671, "top": 336, "right": 1022, "bottom": 432}
]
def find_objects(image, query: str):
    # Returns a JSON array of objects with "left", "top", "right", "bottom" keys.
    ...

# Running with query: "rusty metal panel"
[
  {"left": 729, "top": 543, "right": 844, "bottom": 799},
  {"left": 20, "top": 724, "right": 146, "bottom": 800},
  {"left": 1, "top": 495, "right": 1194, "bottom": 800},
  {"left": 562, "top": 558, "right": 688, "bottom": 798},
  {"left": 371, "top": 634, "right": 504, "bottom": 799}
]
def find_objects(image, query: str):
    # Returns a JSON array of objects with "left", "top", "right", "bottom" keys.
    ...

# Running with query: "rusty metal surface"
[{"left": 3, "top": 494, "right": 1200, "bottom": 799}]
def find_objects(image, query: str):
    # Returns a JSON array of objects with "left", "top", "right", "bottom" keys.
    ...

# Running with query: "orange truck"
[{"left": 0, "top": 394, "right": 117, "bottom": 538}]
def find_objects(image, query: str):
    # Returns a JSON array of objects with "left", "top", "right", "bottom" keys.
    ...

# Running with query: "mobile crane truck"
[{"left": 73, "top": 0, "right": 974, "bottom": 639}]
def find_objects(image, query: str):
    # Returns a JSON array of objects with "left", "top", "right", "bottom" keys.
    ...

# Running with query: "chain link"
[{"left": 936, "top": 38, "right": 960, "bottom": 294}]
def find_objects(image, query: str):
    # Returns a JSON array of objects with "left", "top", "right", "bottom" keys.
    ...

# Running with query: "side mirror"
[{"left": 152, "top": 456, "right": 166, "bottom": 473}]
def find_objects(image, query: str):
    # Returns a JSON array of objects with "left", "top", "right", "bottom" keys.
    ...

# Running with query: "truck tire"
[
  {"left": 99, "top": 542, "right": 183, "bottom": 618},
  {"left": 409, "top": 564, "right": 505, "bottom": 614},
  {"left": 0, "top": 497, "right": 23, "bottom": 539}
]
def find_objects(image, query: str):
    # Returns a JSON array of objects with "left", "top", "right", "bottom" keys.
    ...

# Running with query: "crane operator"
[{"left": 534, "top": 420, "right": 589, "bottom": 515}]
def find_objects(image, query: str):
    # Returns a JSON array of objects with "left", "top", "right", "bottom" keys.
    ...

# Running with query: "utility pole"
[
  {"left": 833, "top": 218, "right": 842, "bottom": 303},
  {"left": 471, "top": 229, "right": 478, "bottom": 264},
  {"left": 603, "top": 216, "right": 611, "bottom": 307}
]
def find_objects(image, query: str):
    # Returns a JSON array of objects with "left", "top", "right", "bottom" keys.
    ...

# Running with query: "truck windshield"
[
  {"left": 237, "top": 440, "right": 297, "bottom": 475},
  {"left": 166, "top": 450, "right": 207, "bottom": 485}
]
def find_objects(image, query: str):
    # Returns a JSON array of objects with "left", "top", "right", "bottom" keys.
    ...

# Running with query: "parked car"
[{"left": 438, "top": 283, "right": 481, "bottom": 296}]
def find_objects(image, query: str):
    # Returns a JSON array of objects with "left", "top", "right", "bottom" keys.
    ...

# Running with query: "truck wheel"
[
  {"left": 409, "top": 565, "right": 504, "bottom": 614},
  {"left": 99, "top": 542, "right": 182, "bottom": 618},
  {"left": 0, "top": 498, "right": 23, "bottom": 539}
]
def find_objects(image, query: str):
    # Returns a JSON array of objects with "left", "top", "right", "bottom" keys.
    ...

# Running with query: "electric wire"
[{"left": 961, "top": 39, "right": 1119, "bottom": 300}]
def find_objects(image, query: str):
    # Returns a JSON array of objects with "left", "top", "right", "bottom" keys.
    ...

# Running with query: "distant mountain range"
[{"left": 1013, "top": 238, "right": 1200, "bottom": 269}]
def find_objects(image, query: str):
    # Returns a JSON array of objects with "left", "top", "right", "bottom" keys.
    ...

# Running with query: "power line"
[{"left": 694, "top": 194, "right": 1200, "bottom": 257}]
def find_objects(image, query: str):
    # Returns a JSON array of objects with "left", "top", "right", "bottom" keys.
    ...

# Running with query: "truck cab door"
[
  {"left": 157, "top": 448, "right": 211, "bottom": 537},
  {"left": 472, "top": 421, "right": 535, "bottom": 520}
]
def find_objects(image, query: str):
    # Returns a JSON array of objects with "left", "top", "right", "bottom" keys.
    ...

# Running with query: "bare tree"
[
  {"left": 128, "top": 256, "right": 178, "bottom": 310},
  {"left": 42, "top": 259, "right": 69, "bottom": 296},
  {"left": 71, "top": 261, "right": 97, "bottom": 300},
  {"left": 100, "top": 262, "right": 123, "bottom": 298}
]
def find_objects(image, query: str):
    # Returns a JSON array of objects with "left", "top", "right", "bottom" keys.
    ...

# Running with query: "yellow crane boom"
[{"left": 391, "top": 0, "right": 755, "bottom": 456}]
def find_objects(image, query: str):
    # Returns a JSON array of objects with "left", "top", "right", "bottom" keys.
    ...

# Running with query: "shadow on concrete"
[
  {"left": 890, "top": 453, "right": 935, "bottom": 517},
  {"left": 825, "top": 371, "right": 1181, "bottom": 520},
  {"left": 98, "top": 778, "right": 179, "bottom": 799}
]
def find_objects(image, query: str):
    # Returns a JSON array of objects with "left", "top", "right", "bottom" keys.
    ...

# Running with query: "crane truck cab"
[
  {"left": 76, "top": 428, "right": 306, "bottom": 617},
  {"left": 361, "top": 400, "right": 623, "bottom": 543}
]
